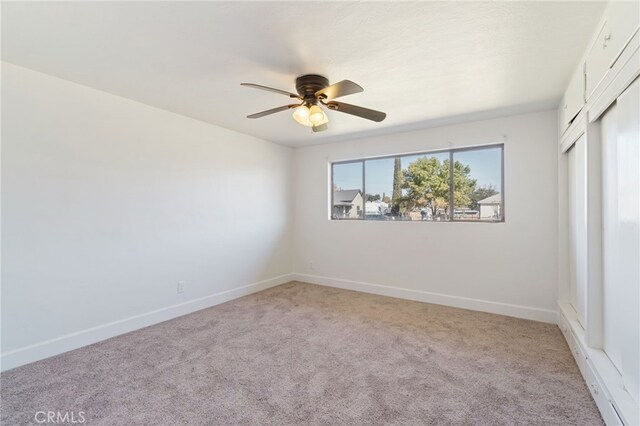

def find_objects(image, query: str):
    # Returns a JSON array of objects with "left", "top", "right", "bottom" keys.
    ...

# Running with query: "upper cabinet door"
[
  {"left": 585, "top": 1, "right": 640, "bottom": 100},
  {"left": 609, "top": 1, "right": 640, "bottom": 64}
]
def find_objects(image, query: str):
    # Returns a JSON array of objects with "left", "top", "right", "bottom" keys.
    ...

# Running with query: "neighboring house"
[
  {"left": 333, "top": 190, "right": 363, "bottom": 219},
  {"left": 478, "top": 193, "right": 502, "bottom": 220}
]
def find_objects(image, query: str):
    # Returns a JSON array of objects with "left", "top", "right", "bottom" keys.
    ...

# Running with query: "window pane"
[
  {"left": 400, "top": 152, "right": 451, "bottom": 221},
  {"left": 332, "top": 162, "right": 363, "bottom": 219},
  {"left": 452, "top": 147, "right": 503, "bottom": 221},
  {"left": 364, "top": 158, "right": 393, "bottom": 220}
]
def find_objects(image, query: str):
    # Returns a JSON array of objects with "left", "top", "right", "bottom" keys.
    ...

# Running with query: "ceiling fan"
[{"left": 241, "top": 74, "right": 386, "bottom": 133}]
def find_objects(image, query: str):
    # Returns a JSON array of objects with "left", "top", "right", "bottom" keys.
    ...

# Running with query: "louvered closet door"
[
  {"left": 567, "top": 135, "right": 588, "bottom": 327},
  {"left": 601, "top": 77, "right": 640, "bottom": 405}
]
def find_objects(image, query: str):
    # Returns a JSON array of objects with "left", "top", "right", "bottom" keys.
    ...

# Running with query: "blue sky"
[{"left": 333, "top": 147, "right": 502, "bottom": 196}]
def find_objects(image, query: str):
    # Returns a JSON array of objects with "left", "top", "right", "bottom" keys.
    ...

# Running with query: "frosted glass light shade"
[
  {"left": 292, "top": 105, "right": 312, "bottom": 127},
  {"left": 309, "top": 105, "right": 328, "bottom": 125}
]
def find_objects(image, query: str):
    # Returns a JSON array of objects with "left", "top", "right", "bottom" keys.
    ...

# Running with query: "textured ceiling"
[{"left": 2, "top": 1, "right": 606, "bottom": 147}]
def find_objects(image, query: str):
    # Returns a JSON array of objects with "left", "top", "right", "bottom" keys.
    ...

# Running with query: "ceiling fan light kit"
[
  {"left": 241, "top": 74, "right": 386, "bottom": 133},
  {"left": 291, "top": 104, "right": 328, "bottom": 127}
]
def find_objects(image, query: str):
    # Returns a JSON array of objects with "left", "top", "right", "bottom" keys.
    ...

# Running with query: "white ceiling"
[{"left": 2, "top": 1, "right": 606, "bottom": 147}]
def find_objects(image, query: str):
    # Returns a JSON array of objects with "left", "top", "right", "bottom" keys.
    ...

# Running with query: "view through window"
[{"left": 331, "top": 144, "right": 504, "bottom": 222}]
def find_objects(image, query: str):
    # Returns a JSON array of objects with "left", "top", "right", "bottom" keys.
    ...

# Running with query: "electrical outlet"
[{"left": 177, "top": 281, "right": 185, "bottom": 294}]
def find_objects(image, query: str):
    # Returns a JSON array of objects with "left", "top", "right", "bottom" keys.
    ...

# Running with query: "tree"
[
  {"left": 469, "top": 185, "right": 498, "bottom": 210},
  {"left": 451, "top": 160, "right": 476, "bottom": 209},
  {"left": 402, "top": 157, "right": 477, "bottom": 216},
  {"left": 391, "top": 157, "right": 403, "bottom": 215},
  {"left": 366, "top": 194, "right": 381, "bottom": 202},
  {"left": 402, "top": 157, "right": 447, "bottom": 214}
]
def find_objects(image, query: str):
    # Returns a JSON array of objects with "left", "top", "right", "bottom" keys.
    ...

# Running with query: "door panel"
[
  {"left": 601, "top": 103, "right": 623, "bottom": 374},
  {"left": 607, "top": 77, "right": 640, "bottom": 404},
  {"left": 567, "top": 135, "right": 588, "bottom": 327}
]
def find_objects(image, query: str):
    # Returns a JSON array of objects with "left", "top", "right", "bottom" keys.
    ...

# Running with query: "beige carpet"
[{"left": 1, "top": 282, "right": 602, "bottom": 425}]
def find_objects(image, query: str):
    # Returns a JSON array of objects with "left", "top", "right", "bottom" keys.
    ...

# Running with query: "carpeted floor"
[{"left": 1, "top": 282, "right": 602, "bottom": 425}]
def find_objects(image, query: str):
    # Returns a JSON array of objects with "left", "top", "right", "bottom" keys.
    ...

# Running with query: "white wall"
[
  {"left": 1, "top": 63, "right": 293, "bottom": 369},
  {"left": 292, "top": 111, "right": 559, "bottom": 322}
]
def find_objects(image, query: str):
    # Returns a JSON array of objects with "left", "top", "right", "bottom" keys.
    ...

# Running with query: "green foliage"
[
  {"left": 391, "top": 157, "right": 403, "bottom": 214},
  {"left": 451, "top": 160, "right": 476, "bottom": 208},
  {"left": 366, "top": 194, "right": 381, "bottom": 202},
  {"left": 402, "top": 157, "right": 448, "bottom": 212},
  {"left": 401, "top": 157, "right": 477, "bottom": 214}
]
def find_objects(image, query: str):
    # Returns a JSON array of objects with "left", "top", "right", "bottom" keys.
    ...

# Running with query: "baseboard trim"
[
  {"left": 0, "top": 273, "right": 294, "bottom": 372},
  {"left": 2, "top": 273, "right": 557, "bottom": 371},
  {"left": 293, "top": 273, "right": 557, "bottom": 324}
]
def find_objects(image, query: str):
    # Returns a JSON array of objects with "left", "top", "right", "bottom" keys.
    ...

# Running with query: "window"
[{"left": 331, "top": 144, "right": 504, "bottom": 222}]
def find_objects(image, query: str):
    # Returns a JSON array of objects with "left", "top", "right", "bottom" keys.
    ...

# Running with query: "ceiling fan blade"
[
  {"left": 315, "top": 80, "right": 363, "bottom": 100},
  {"left": 247, "top": 104, "right": 298, "bottom": 119},
  {"left": 325, "top": 101, "right": 386, "bottom": 122},
  {"left": 312, "top": 123, "right": 328, "bottom": 133},
  {"left": 241, "top": 83, "right": 301, "bottom": 99}
]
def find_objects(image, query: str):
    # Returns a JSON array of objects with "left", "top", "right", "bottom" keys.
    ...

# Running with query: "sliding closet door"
[
  {"left": 567, "top": 135, "right": 588, "bottom": 327},
  {"left": 602, "top": 77, "right": 640, "bottom": 404},
  {"left": 601, "top": 104, "right": 623, "bottom": 371}
]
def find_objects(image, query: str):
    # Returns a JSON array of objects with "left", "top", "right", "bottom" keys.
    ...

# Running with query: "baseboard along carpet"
[{"left": 1, "top": 281, "right": 602, "bottom": 425}]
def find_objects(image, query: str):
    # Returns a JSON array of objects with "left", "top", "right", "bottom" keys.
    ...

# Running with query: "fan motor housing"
[{"left": 295, "top": 74, "right": 329, "bottom": 102}]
